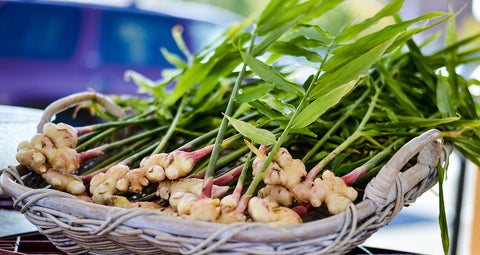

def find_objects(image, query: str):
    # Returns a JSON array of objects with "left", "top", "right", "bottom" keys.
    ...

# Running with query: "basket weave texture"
[{"left": 0, "top": 128, "right": 450, "bottom": 255}]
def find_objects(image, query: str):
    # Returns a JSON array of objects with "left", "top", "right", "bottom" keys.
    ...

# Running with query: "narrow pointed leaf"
[
  {"left": 269, "top": 41, "right": 323, "bottom": 62},
  {"left": 309, "top": 37, "right": 395, "bottom": 99},
  {"left": 335, "top": 0, "right": 406, "bottom": 43},
  {"left": 241, "top": 51, "right": 305, "bottom": 95},
  {"left": 436, "top": 77, "right": 456, "bottom": 117},
  {"left": 160, "top": 47, "right": 188, "bottom": 69},
  {"left": 293, "top": 79, "right": 357, "bottom": 129},
  {"left": 236, "top": 84, "right": 275, "bottom": 104},
  {"left": 224, "top": 115, "right": 276, "bottom": 145}
]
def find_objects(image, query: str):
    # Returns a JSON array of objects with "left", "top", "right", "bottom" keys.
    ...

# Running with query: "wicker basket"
[{"left": 0, "top": 93, "right": 452, "bottom": 255}]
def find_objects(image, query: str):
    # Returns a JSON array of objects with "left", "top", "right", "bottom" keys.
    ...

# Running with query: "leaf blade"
[{"left": 224, "top": 115, "right": 277, "bottom": 145}]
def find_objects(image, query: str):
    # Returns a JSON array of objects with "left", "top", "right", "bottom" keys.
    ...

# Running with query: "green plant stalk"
[
  {"left": 202, "top": 29, "right": 257, "bottom": 197},
  {"left": 339, "top": 137, "right": 406, "bottom": 185},
  {"left": 242, "top": 34, "right": 337, "bottom": 198},
  {"left": 195, "top": 143, "right": 250, "bottom": 177},
  {"left": 302, "top": 85, "right": 372, "bottom": 162},
  {"left": 100, "top": 125, "right": 168, "bottom": 153},
  {"left": 82, "top": 138, "right": 153, "bottom": 175},
  {"left": 152, "top": 96, "right": 187, "bottom": 155},
  {"left": 80, "top": 117, "right": 161, "bottom": 131},
  {"left": 76, "top": 127, "right": 117, "bottom": 152},
  {"left": 77, "top": 108, "right": 155, "bottom": 146},
  {"left": 244, "top": 76, "right": 321, "bottom": 197},
  {"left": 179, "top": 112, "right": 258, "bottom": 150},
  {"left": 306, "top": 82, "right": 383, "bottom": 181}
]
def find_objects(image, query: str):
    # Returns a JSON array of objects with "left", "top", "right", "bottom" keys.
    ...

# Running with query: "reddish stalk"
[
  {"left": 291, "top": 203, "right": 313, "bottom": 217},
  {"left": 341, "top": 166, "right": 368, "bottom": 185},
  {"left": 213, "top": 164, "right": 244, "bottom": 186},
  {"left": 78, "top": 147, "right": 105, "bottom": 163}
]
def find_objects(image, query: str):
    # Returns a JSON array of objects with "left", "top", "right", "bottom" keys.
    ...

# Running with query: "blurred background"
[{"left": 0, "top": 0, "right": 479, "bottom": 254}]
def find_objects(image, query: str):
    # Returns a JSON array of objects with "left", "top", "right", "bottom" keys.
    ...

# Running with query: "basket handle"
[
  {"left": 37, "top": 91, "right": 125, "bottom": 133},
  {"left": 363, "top": 129, "right": 443, "bottom": 210}
]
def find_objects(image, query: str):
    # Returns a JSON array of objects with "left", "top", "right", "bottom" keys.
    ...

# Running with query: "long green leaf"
[
  {"left": 293, "top": 79, "right": 357, "bottom": 129},
  {"left": 436, "top": 76, "right": 456, "bottom": 117},
  {"left": 160, "top": 48, "right": 188, "bottom": 69},
  {"left": 236, "top": 84, "right": 275, "bottom": 104},
  {"left": 165, "top": 61, "right": 216, "bottom": 106},
  {"left": 256, "top": 0, "right": 318, "bottom": 36},
  {"left": 124, "top": 70, "right": 167, "bottom": 99},
  {"left": 224, "top": 115, "right": 276, "bottom": 145},
  {"left": 308, "top": 37, "right": 395, "bottom": 99},
  {"left": 325, "top": 12, "right": 449, "bottom": 74},
  {"left": 437, "top": 163, "right": 449, "bottom": 255},
  {"left": 335, "top": 0, "right": 406, "bottom": 43},
  {"left": 241, "top": 52, "right": 305, "bottom": 95},
  {"left": 259, "top": 94, "right": 296, "bottom": 117},
  {"left": 300, "top": 0, "right": 346, "bottom": 23},
  {"left": 269, "top": 41, "right": 323, "bottom": 62}
]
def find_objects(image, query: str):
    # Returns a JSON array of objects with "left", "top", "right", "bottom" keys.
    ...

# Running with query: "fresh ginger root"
[
  {"left": 292, "top": 170, "right": 358, "bottom": 214},
  {"left": 251, "top": 144, "right": 357, "bottom": 215},
  {"left": 216, "top": 190, "right": 247, "bottom": 224},
  {"left": 43, "top": 123, "right": 77, "bottom": 149},
  {"left": 248, "top": 197, "right": 302, "bottom": 226},
  {"left": 16, "top": 123, "right": 84, "bottom": 194},
  {"left": 115, "top": 155, "right": 168, "bottom": 194},
  {"left": 116, "top": 168, "right": 150, "bottom": 194},
  {"left": 253, "top": 147, "right": 306, "bottom": 190},
  {"left": 156, "top": 178, "right": 229, "bottom": 201},
  {"left": 106, "top": 195, "right": 162, "bottom": 209},
  {"left": 168, "top": 189, "right": 221, "bottom": 222},
  {"left": 41, "top": 168, "right": 86, "bottom": 194},
  {"left": 258, "top": 184, "right": 295, "bottom": 207},
  {"left": 16, "top": 140, "right": 48, "bottom": 174},
  {"left": 89, "top": 164, "right": 129, "bottom": 204}
]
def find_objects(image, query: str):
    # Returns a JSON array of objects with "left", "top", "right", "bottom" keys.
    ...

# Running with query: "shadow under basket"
[{"left": 0, "top": 129, "right": 451, "bottom": 255}]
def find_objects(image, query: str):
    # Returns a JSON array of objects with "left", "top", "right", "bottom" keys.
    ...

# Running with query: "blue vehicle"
[{"left": 0, "top": 0, "right": 240, "bottom": 108}]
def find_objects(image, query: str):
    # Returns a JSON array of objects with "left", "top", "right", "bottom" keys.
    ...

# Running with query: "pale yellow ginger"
[
  {"left": 16, "top": 123, "right": 85, "bottom": 195},
  {"left": 325, "top": 193, "right": 353, "bottom": 215},
  {"left": 217, "top": 210, "right": 247, "bottom": 224},
  {"left": 139, "top": 155, "right": 167, "bottom": 182},
  {"left": 258, "top": 185, "right": 295, "bottom": 207},
  {"left": 115, "top": 155, "right": 168, "bottom": 193},
  {"left": 106, "top": 195, "right": 162, "bottom": 209},
  {"left": 16, "top": 123, "right": 80, "bottom": 175},
  {"left": 167, "top": 189, "right": 221, "bottom": 221},
  {"left": 253, "top": 147, "right": 306, "bottom": 189},
  {"left": 217, "top": 194, "right": 247, "bottom": 224},
  {"left": 247, "top": 197, "right": 302, "bottom": 226},
  {"left": 140, "top": 152, "right": 195, "bottom": 181},
  {"left": 156, "top": 178, "right": 229, "bottom": 200},
  {"left": 116, "top": 168, "right": 150, "bottom": 193},
  {"left": 16, "top": 140, "right": 47, "bottom": 174},
  {"left": 89, "top": 164, "right": 129, "bottom": 204},
  {"left": 164, "top": 151, "right": 195, "bottom": 179},
  {"left": 139, "top": 154, "right": 169, "bottom": 181},
  {"left": 43, "top": 123, "right": 77, "bottom": 148},
  {"left": 187, "top": 197, "right": 221, "bottom": 222},
  {"left": 41, "top": 168, "right": 86, "bottom": 194},
  {"left": 292, "top": 170, "right": 358, "bottom": 214}
]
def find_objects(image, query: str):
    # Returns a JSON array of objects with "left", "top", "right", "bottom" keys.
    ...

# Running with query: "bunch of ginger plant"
[{"left": 15, "top": 0, "right": 480, "bottom": 253}]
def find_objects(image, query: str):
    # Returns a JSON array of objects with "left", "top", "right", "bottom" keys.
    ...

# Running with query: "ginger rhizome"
[
  {"left": 16, "top": 123, "right": 86, "bottom": 194},
  {"left": 252, "top": 145, "right": 358, "bottom": 215}
]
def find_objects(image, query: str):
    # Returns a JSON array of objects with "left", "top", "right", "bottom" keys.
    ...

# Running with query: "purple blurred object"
[{"left": 0, "top": 0, "right": 239, "bottom": 108}]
